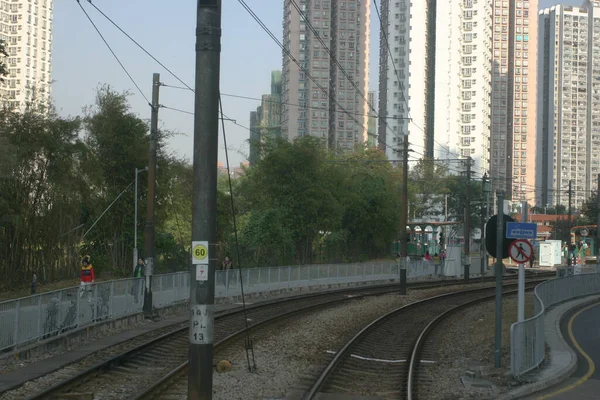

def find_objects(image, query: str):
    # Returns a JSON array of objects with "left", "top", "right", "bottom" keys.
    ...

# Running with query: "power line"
[
  {"left": 372, "top": 0, "right": 463, "bottom": 160},
  {"left": 76, "top": 1, "right": 150, "bottom": 106},
  {"left": 236, "top": 0, "right": 374, "bottom": 145},
  {"left": 85, "top": 0, "right": 194, "bottom": 92},
  {"left": 289, "top": 0, "right": 377, "bottom": 116}
]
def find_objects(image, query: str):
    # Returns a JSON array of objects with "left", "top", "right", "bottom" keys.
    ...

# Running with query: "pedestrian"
[
  {"left": 423, "top": 251, "right": 432, "bottom": 262},
  {"left": 132, "top": 258, "right": 145, "bottom": 303},
  {"left": 31, "top": 272, "right": 37, "bottom": 295},
  {"left": 80, "top": 255, "right": 95, "bottom": 300},
  {"left": 529, "top": 252, "right": 536, "bottom": 268},
  {"left": 222, "top": 256, "right": 232, "bottom": 270}
]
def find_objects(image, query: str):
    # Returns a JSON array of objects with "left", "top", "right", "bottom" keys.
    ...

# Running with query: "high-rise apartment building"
[
  {"left": 378, "top": 0, "right": 492, "bottom": 173},
  {"left": 378, "top": 0, "right": 432, "bottom": 160},
  {"left": 249, "top": 71, "right": 283, "bottom": 166},
  {"left": 489, "top": 0, "right": 538, "bottom": 203},
  {"left": 538, "top": 2, "right": 600, "bottom": 209},
  {"left": 0, "top": 0, "right": 53, "bottom": 110},
  {"left": 367, "top": 91, "right": 377, "bottom": 147},
  {"left": 434, "top": 0, "right": 493, "bottom": 175},
  {"left": 281, "top": 0, "right": 370, "bottom": 151}
]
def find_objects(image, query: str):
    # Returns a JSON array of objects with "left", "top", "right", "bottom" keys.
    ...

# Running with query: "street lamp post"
[{"left": 134, "top": 167, "right": 148, "bottom": 272}]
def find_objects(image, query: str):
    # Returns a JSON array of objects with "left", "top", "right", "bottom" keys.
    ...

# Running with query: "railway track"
[
  {"left": 13, "top": 276, "right": 504, "bottom": 400},
  {"left": 12, "top": 272, "right": 551, "bottom": 399},
  {"left": 300, "top": 280, "right": 543, "bottom": 400}
]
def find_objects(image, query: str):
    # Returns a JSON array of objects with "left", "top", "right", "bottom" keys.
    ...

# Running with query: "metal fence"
[
  {"left": 510, "top": 272, "right": 600, "bottom": 376},
  {"left": 0, "top": 260, "right": 441, "bottom": 352},
  {"left": 0, "top": 278, "right": 144, "bottom": 352},
  {"left": 150, "top": 260, "right": 441, "bottom": 307}
]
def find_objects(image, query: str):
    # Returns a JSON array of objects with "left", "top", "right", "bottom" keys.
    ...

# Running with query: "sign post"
[{"left": 509, "top": 239, "right": 534, "bottom": 322}]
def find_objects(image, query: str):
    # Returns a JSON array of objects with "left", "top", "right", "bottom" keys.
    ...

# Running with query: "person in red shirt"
[{"left": 80, "top": 255, "right": 95, "bottom": 299}]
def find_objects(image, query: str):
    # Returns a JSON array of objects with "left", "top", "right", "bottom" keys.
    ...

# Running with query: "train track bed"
[
  {"left": 2, "top": 279, "right": 510, "bottom": 400},
  {"left": 134, "top": 281, "right": 534, "bottom": 400},
  {"left": 419, "top": 291, "right": 536, "bottom": 400}
]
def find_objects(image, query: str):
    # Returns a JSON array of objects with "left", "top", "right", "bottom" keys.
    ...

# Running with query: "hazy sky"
[{"left": 52, "top": 0, "right": 579, "bottom": 167}]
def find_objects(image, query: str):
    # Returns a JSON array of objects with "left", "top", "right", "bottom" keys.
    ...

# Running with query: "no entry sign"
[{"left": 509, "top": 239, "right": 534, "bottom": 264}]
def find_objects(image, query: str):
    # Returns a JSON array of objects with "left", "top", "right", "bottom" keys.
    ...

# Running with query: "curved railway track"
[
  {"left": 14, "top": 272, "right": 550, "bottom": 399},
  {"left": 301, "top": 281, "right": 542, "bottom": 400},
  {"left": 16, "top": 277, "right": 504, "bottom": 400}
]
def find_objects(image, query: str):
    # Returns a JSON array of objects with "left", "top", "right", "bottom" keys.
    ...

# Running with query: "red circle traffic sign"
[{"left": 509, "top": 239, "right": 534, "bottom": 264}]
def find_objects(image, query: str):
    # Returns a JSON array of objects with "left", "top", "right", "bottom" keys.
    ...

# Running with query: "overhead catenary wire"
[
  {"left": 236, "top": 0, "right": 375, "bottom": 144},
  {"left": 76, "top": 0, "right": 151, "bottom": 106},
  {"left": 219, "top": 94, "right": 257, "bottom": 372}
]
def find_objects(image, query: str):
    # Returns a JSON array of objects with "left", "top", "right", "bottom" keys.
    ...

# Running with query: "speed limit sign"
[{"left": 192, "top": 241, "right": 209, "bottom": 265}]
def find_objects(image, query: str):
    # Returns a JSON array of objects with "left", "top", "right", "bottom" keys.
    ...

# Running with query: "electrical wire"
[
  {"left": 76, "top": 1, "right": 151, "bottom": 106},
  {"left": 219, "top": 94, "right": 257, "bottom": 372},
  {"left": 236, "top": 0, "right": 374, "bottom": 145},
  {"left": 85, "top": 0, "right": 194, "bottom": 93}
]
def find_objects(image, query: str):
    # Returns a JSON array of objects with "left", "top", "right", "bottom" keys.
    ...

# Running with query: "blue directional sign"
[{"left": 506, "top": 222, "right": 537, "bottom": 239}]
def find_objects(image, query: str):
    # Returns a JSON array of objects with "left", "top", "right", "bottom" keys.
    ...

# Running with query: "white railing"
[
  {"left": 1, "top": 260, "right": 441, "bottom": 352},
  {"left": 510, "top": 272, "right": 600, "bottom": 376},
  {"left": 0, "top": 278, "right": 144, "bottom": 352}
]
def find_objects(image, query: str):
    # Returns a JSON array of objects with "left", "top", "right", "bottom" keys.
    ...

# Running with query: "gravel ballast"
[
  {"left": 426, "top": 292, "right": 535, "bottom": 400},
  {"left": 211, "top": 282, "right": 499, "bottom": 400}
]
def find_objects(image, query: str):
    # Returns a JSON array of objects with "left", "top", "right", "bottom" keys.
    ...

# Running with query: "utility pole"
[
  {"left": 399, "top": 137, "right": 409, "bottom": 258},
  {"left": 189, "top": 2, "right": 221, "bottom": 399},
  {"left": 567, "top": 180, "right": 573, "bottom": 269},
  {"left": 518, "top": 200, "right": 528, "bottom": 322},
  {"left": 464, "top": 157, "right": 471, "bottom": 281},
  {"left": 596, "top": 174, "right": 600, "bottom": 273},
  {"left": 494, "top": 191, "right": 504, "bottom": 368},
  {"left": 143, "top": 73, "right": 160, "bottom": 317},
  {"left": 481, "top": 172, "right": 490, "bottom": 276}
]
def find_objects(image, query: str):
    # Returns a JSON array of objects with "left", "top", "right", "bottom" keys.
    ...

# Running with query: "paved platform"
[
  {"left": 497, "top": 295, "right": 600, "bottom": 400},
  {"left": 521, "top": 300, "right": 600, "bottom": 400}
]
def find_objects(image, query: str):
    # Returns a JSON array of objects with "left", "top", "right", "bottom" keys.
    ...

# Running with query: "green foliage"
[
  {"left": 236, "top": 138, "right": 401, "bottom": 265},
  {"left": 579, "top": 192, "right": 598, "bottom": 225}
]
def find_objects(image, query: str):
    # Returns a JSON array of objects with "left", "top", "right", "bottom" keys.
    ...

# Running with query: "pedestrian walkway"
[
  {"left": 522, "top": 301, "right": 600, "bottom": 400},
  {"left": 498, "top": 295, "right": 600, "bottom": 400}
]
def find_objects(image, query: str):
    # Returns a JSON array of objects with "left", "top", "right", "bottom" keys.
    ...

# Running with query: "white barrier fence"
[
  {"left": 1, "top": 260, "right": 445, "bottom": 352},
  {"left": 151, "top": 260, "right": 444, "bottom": 308},
  {"left": 510, "top": 272, "right": 600, "bottom": 377},
  {"left": 0, "top": 278, "right": 144, "bottom": 352}
]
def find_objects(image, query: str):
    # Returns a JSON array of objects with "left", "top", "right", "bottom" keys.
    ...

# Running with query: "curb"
[{"left": 496, "top": 295, "right": 600, "bottom": 400}]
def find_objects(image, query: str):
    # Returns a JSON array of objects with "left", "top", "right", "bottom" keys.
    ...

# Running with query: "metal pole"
[
  {"left": 596, "top": 174, "right": 600, "bottom": 273},
  {"left": 464, "top": 158, "right": 471, "bottom": 281},
  {"left": 568, "top": 180, "right": 573, "bottom": 269},
  {"left": 518, "top": 201, "right": 527, "bottom": 322},
  {"left": 481, "top": 173, "right": 489, "bottom": 276},
  {"left": 495, "top": 191, "right": 504, "bottom": 368},
  {"left": 400, "top": 137, "right": 409, "bottom": 260},
  {"left": 143, "top": 73, "right": 160, "bottom": 317},
  {"left": 189, "top": 2, "right": 221, "bottom": 399},
  {"left": 134, "top": 168, "right": 138, "bottom": 274}
]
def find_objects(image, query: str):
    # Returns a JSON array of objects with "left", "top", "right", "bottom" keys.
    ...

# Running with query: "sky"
[{"left": 52, "top": 0, "right": 580, "bottom": 167}]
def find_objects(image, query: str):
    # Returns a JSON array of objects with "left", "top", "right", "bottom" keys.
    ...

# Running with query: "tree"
[
  {"left": 0, "top": 108, "right": 85, "bottom": 285},
  {"left": 580, "top": 191, "right": 598, "bottom": 225},
  {"left": 407, "top": 159, "right": 449, "bottom": 220},
  {"left": 0, "top": 39, "right": 8, "bottom": 83}
]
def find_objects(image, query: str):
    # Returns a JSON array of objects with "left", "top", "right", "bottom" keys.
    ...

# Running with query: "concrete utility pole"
[
  {"left": 568, "top": 180, "right": 573, "bottom": 268},
  {"left": 464, "top": 157, "right": 471, "bottom": 281},
  {"left": 596, "top": 174, "right": 600, "bottom": 273},
  {"left": 494, "top": 191, "right": 504, "bottom": 368},
  {"left": 143, "top": 73, "right": 160, "bottom": 317},
  {"left": 189, "top": 2, "right": 221, "bottom": 399}
]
